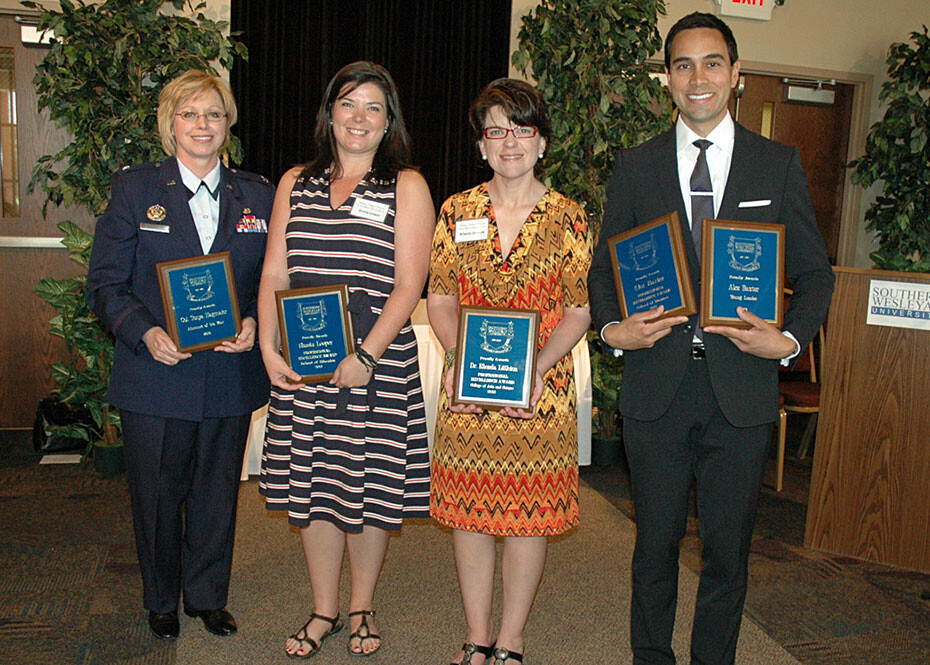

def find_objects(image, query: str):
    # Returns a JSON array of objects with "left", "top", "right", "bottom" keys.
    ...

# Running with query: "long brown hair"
[{"left": 300, "top": 61, "right": 415, "bottom": 182}]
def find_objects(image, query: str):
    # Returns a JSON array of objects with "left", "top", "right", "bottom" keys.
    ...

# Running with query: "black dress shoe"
[
  {"left": 148, "top": 611, "right": 179, "bottom": 639},
  {"left": 184, "top": 606, "right": 237, "bottom": 636}
]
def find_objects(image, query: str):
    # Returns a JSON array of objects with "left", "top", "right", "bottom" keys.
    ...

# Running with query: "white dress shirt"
[
  {"left": 676, "top": 112, "right": 734, "bottom": 231},
  {"left": 177, "top": 157, "right": 221, "bottom": 255}
]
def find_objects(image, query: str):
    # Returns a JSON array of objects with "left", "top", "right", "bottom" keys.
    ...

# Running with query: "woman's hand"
[
  {"left": 443, "top": 367, "right": 483, "bottom": 414},
  {"left": 142, "top": 326, "right": 192, "bottom": 366},
  {"left": 330, "top": 353, "right": 374, "bottom": 388},
  {"left": 499, "top": 371, "right": 544, "bottom": 420},
  {"left": 214, "top": 317, "right": 257, "bottom": 354},
  {"left": 262, "top": 348, "right": 304, "bottom": 391}
]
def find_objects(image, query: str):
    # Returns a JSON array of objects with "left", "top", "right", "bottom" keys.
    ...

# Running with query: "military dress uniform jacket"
[
  {"left": 589, "top": 123, "right": 835, "bottom": 428},
  {"left": 87, "top": 159, "right": 274, "bottom": 421}
]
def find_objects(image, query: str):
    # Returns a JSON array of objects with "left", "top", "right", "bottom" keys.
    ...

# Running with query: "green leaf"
[{"left": 852, "top": 26, "right": 930, "bottom": 273}]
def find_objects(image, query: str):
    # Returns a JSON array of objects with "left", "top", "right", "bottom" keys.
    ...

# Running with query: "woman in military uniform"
[{"left": 86, "top": 70, "right": 273, "bottom": 640}]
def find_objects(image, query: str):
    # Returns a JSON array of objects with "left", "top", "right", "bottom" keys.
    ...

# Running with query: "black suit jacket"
[
  {"left": 589, "top": 123, "right": 835, "bottom": 427},
  {"left": 87, "top": 159, "right": 274, "bottom": 421}
]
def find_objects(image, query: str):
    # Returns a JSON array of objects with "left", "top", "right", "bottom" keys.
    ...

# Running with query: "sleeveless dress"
[
  {"left": 259, "top": 171, "right": 431, "bottom": 531},
  {"left": 429, "top": 184, "right": 592, "bottom": 537}
]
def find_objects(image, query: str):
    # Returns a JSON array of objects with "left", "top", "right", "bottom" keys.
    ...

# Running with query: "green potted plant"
[
  {"left": 512, "top": 0, "right": 671, "bottom": 240},
  {"left": 33, "top": 221, "right": 122, "bottom": 473},
  {"left": 513, "top": 0, "right": 671, "bottom": 459},
  {"left": 850, "top": 26, "right": 930, "bottom": 272},
  {"left": 25, "top": 0, "right": 246, "bottom": 475}
]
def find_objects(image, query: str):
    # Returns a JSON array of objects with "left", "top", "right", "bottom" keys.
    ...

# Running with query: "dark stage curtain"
[{"left": 230, "top": 1, "right": 512, "bottom": 208}]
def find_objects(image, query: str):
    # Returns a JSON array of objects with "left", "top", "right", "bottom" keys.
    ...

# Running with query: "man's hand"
[
  {"left": 602, "top": 306, "right": 689, "bottom": 351},
  {"left": 704, "top": 306, "right": 796, "bottom": 359}
]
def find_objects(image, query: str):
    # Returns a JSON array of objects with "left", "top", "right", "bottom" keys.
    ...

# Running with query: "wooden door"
[
  {"left": 0, "top": 16, "right": 94, "bottom": 428},
  {"left": 735, "top": 73, "right": 853, "bottom": 264}
]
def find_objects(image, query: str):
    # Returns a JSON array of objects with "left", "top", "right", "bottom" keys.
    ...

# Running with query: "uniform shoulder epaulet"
[{"left": 229, "top": 168, "right": 272, "bottom": 186}]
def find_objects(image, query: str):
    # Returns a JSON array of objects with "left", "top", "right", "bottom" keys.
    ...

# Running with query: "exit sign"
[{"left": 716, "top": 0, "right": 774, "bottom": 21}]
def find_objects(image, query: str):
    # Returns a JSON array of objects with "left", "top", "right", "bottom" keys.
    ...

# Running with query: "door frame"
[{"left": 736, "top": 60, "right": 873, "bottom": 267}]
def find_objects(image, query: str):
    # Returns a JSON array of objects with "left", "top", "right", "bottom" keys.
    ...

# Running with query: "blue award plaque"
[
  {"left": 275, "top": 284, "right": 355, "bottom": 383},
  {"left": 156, "top": 251, "right": 241, "bottom": 353},
  {"left": 699, "top": 219, "right": 785, "bottom": 329},
  {"left": 607, "top": 212, "right": 696, "bottom": 319},
  {"left": 453, "top": 306, "right": 540, "bottom": 410}
]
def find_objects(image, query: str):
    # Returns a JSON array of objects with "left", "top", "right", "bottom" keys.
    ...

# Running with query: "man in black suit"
[{"left": 588, "top": 12, "right": 834, "bottom": 665}]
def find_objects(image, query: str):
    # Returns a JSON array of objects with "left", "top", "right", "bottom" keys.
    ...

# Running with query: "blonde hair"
[{"left": 157, "top": 70, "right": 238, "bottom": 157}]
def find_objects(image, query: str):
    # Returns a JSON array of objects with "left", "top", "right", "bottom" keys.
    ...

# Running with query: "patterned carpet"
[
  {"left": 2, "top": 422, "right": 930, "bottom": 664},
  {"left": 582, "top": 417, "right": 930, "bottom": 665}
]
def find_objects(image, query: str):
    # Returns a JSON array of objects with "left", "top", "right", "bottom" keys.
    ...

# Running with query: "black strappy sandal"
[
  {"left": 492, "top": 647, "right": 524, "bottom": 664},
  {"left": 285, "top": 612, "right": 343, "bottom": 659},
  {"left": 347, "top": 609, "right": 382, "bottom": 657},
  {"left": 453, "top": 642, "right": 496, "bottom": 665}
]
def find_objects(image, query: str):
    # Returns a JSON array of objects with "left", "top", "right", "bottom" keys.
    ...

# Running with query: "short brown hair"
[
  {"left": 469, "top": 78, "right": 550, "bottom": 174},
  {"left": 157, "top": 70, "right": 238, "bottom": 157},
  {"left": 469, "top": 78, "right": 551, "bottom": 143}
]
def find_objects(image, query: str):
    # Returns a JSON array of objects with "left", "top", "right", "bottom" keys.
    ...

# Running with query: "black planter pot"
[
  {"left": 591, "top": 436, "right": 623, "bottom": 466},
  {"left": 93, "top": 444, "right": 125, "bottom": 477}
]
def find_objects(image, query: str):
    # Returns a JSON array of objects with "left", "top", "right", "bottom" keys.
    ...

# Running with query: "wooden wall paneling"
[
  {"left": 0, "top": 247, "right": 81, "bottom": 427},
  {"left": 805, "top": 267, "right": 930, "bottom": 573},
  {"left": 0, "top": 16, "right": 95, "bottom": 428},
  {"left": 735, "top": 73, "right": 853, "bottom": 264}
]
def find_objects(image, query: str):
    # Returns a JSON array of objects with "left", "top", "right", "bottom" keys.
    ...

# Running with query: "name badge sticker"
[
  {"left": 455, "top": 218, "right": 489, "bottom": 243},
  {"left": 350, "top": 197, "right": 391, "bottom": 222}
]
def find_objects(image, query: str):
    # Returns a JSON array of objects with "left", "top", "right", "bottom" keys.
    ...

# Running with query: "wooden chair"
[
  {"left": 779, "top": 315, "right": 825, "bottom": 463},
  {"left": 772, "top": 288, "right": 825, "bottom": 491},
  {"left": 774, "top": 395, "right": 787, "bottom": 491}
]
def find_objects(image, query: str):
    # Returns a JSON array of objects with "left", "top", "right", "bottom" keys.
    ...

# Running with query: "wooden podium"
[{"left": 805, "top": 267, "right": 930, "bottom": 573}]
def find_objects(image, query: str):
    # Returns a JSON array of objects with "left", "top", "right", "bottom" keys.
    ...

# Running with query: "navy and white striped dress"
[{"left": 259, "top": 171, "right": 431, "bottom": 531}]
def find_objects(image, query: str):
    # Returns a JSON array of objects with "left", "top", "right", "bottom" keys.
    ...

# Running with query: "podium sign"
[
  {"left": 453, "top": 306, "right": 539, "bottom": 410},
  {"left": 156, "top": 251, "right": 241, "bottom": 353},
  {"left": 699, "top": 219, "right": 784, "bottom": 329},
  {"left": 276, "top": 284, "right": 355, "bottom": 383}
]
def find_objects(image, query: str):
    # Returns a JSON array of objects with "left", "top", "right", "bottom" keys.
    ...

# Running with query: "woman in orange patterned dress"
[{"left": 427, "top": 79, "right": 592, "bottom": 665}]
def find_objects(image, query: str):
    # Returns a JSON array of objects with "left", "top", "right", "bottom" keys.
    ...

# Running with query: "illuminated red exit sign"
[{"left": 716, "top": 0, "right": 775, "bottom": 21}]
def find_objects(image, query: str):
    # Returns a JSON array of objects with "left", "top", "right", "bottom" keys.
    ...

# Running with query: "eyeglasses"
[
  {"left": 483, "top": 126, "right": 538, "bottom": 140},
  {"left": 175, "top": 111, "right": 227, "bottom": 123}
]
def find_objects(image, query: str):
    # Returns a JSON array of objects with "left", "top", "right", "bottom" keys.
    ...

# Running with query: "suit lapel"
[
  {"left": 160, "top": 159, "right": 203, "bottom": 257},
  {"left": 718, "top": 123, "right": 759, "bottom": 219},
  {"left": 210, "top": 165, "right": 240, "bottom": 254}
]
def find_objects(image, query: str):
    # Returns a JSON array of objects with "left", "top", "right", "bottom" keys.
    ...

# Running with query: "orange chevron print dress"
[{"left": 429, "top": 183, "right": 591, "bottom": 536}]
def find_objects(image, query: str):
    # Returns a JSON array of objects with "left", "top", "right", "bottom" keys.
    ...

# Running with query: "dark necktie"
[
  {"left": 187, "top": 180, "right": 219, "bottom": 201},
  {"left": 690, "top": 139, "right": 713, "bottom": 263}
]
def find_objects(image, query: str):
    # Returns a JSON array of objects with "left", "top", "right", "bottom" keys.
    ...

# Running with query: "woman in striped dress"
[{"left": 257, "top": 61, "right": 435, "bottom": 659}]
